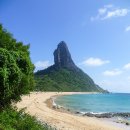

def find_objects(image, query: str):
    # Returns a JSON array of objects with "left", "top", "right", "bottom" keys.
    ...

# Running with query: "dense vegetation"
[
  {"left": 35, "top": 67, "right": 105, "bottom": 92},
  {"left": 0, "top": 107, "right": 50, "bottom": 130},
  {"left": 0, "top": 24, "right": 49, "bottom": 130},
  {"left": 0, "top": 24, "right": 34, "bottom": 108}
]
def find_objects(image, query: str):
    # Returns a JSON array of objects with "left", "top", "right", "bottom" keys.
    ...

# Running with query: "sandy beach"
[{"left": 16, "top": 92, "right": 125, "bottom": 130}]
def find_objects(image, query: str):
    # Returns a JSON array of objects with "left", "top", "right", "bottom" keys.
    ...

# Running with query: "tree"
[{"left": 0, "top": 24, "right": 34, "bottom": 108}]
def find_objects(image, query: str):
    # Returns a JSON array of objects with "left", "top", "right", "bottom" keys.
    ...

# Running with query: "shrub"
[
  {"left": 0, "top": 24, "right": 34, "bottom": 108},
  {"left": 0, "top": 107, "right": 49, "bottom": 130}
]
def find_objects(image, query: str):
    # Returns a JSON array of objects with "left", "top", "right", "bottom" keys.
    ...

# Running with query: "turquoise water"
[{"left": 55, "top": 93, "right": 130, "bottom": 113}]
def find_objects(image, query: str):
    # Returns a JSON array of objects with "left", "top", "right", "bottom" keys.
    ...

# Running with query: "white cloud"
[
  {"left": 125, "top": 26, "right": 130, "bottom": 32},
  {"left": 81, "top": 57, "right": 110, "bottom": 67},
  {"left": 123, "top": 63, "right": 130, "bottom": 70},
  {"left": 103, "top": 69, "right": 122, "bottom": 76},
  {"left": 91, "top": 5, "right": 129, "bottom": 21},
  {"left": 34, "top": 60, "right": 51, "bottom": 71},
  {"left": 98, "top": 8, "right": 107, "bottom": 15},
  {"left": 98, "top": 4, "right": 113, "bottom": 15},
  {"left": 102, "top": 62, "right": 130, "bottom": 77},
  {"left": 103, "top": 9, "right": 129, "bottom": 20}
]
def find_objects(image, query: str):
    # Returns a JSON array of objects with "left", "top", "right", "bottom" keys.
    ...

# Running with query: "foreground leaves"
[
  {"left": 0, "top": 107, "right": 49, "bottom": 130},
  {"left": 0, "top": 24, "right": 34, "bottom": 108}
]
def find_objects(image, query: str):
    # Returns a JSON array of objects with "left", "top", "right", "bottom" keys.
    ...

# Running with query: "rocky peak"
[{"left": 54, "top": 41, "right": 76, "bottom": 69}]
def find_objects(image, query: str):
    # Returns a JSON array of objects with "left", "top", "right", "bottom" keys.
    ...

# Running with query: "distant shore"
[{"left": 16, "top": 92, "right": 127, "bottom": 130}]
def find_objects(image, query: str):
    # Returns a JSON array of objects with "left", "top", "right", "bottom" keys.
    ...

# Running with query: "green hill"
[
  {"left": 35, "top": 41, "right": 106, "bottom": 92},
  {"left": 35, "top": 67, "right": 105, "bottom": 92}
]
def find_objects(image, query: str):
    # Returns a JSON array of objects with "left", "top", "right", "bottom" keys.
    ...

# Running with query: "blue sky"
[{"left": 0, "top": 0, "right": 130, "bottom": 92}]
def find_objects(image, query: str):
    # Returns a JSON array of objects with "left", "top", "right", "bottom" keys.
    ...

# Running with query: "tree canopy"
[{"left": 0, "top": 24, "right": 34, "bottom": 108}]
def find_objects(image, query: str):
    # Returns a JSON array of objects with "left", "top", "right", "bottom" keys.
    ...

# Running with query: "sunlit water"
[{"left": 55, "top": 93, "right": 130, "bottom": 113}]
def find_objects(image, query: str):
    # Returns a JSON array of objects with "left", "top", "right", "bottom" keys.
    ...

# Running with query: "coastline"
[
  {"left": 46, "top": 92, "right": 130, "bottom": 129},
  {"left": 45, "top": 92, "right": 97, "bottom": 114},
  {"left": 16, "top": 92, "right": 127, "bottom": 130}
]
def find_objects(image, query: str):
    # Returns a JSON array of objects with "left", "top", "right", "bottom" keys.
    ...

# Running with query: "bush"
[
  {"left": 0, "top": 107, "right": 49, "bottom": 130},
  {"left": 0, "top": 24, "right": 34, "bottom": 108}
]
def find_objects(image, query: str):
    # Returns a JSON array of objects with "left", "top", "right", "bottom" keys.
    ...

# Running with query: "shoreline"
[
  {"left": 47, "top": 92, "right": 130, "bottom": 128},
  {"left": 46, "top": 92, "right": 101, "bottom": 114},
  {"left": 16, "top": 92, "right": 129, "bottom": 130}
]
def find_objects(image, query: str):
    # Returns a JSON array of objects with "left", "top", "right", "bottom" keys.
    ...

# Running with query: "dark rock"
[
  {"left": 75, "top": 111, "right": 80, "bottom": 114},
  {"left": 83, "top": 113, "right": 112, "bottom": 118},
  {"left": 53, "top": 41, "right": 78, "bottom": 70},
  {"left": 83, "top": 113, "right": 95, "bottom": 117},
  {"left": 96, "top": 113, "right": 112, "bottom": 118},
  {"left": 83, "top": 112, "right": 130, "bottom": 118},
  {"left": 67, "top": 109, "right": 70, "bottom": 111},
  {"left": 126, "top": 122, "right": 129, "bottom": 125},
  {"left": 113, "top": 113, "right": 130, "bottom": 117}
]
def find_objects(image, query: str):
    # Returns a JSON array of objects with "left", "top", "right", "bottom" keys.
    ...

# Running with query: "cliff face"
[
  {"left": 54, "top": 41, "right": 75, "bottom": 68},
  {"left": 53, "top": 41, "right": 78, "bottom": 71},
  {"left": 35, "top": 41, "right": 106, "bottom": 92}
]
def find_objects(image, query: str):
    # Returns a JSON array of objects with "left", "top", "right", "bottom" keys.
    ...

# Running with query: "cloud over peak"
[
  {"left": 81, "top": 57, "right": 110, "bottom": 67},
  {"left": 103, "top": 69, "right": 123, "bottom": 76}
]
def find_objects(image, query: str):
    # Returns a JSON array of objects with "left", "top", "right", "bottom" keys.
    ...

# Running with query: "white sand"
[{"left": 16, "top": 92, "right": 124, "bottom": 130}]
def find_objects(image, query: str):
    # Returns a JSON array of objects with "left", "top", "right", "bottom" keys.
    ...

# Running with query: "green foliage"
[
  {"left": 0, "top": 24, "right": 34, "bottom": 108},
  {"left": 0, "top": 107, "right": 49, "bottom": 130},
  {"left": 0, "top": 24, "right": 51, "bottom": 130},
  {"left": 35, "top": 68, "right": 105, "bottom": 92}
]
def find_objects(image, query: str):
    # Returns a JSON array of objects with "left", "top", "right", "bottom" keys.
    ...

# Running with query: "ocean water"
[{"left": 55, "top": 93, "right": 130, "bottom": 114}]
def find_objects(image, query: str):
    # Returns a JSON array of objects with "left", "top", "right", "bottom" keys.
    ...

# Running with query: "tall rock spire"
[
  {"left": 53, "top": 41, "right": 76, "bottom": 69},
  {"left": 35, "top": 41, "right": 106, "bottom": 92}
]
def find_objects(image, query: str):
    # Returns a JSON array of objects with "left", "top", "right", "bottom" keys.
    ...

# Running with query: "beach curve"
[{"left": 16, "top": 92, "right": 124, "bottom": 130}]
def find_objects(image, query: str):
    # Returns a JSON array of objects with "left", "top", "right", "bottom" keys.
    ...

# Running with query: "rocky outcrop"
[
  {"left": 83, "top": 112, "right": 130, "bottom": 118},
  {"left": 53, "top": 41, "right": 77, "bottom": 70}
]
